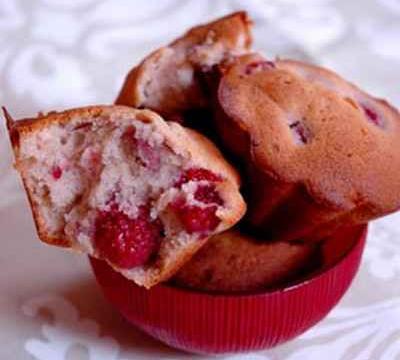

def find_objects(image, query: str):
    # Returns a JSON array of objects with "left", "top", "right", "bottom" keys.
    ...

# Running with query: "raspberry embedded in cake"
[
  {"left": 93, "top": 164, "right": 225, "bottom": 264},
  {"left": 94, "top": 204, "right": 162, "bottom": 268},
  {"left": 289, "top": 121, "right": 310, "bottom": 144},
  {"left": 171, "top": 167, "right": 224, "bottom": 234},
  {"left": 51, "top": 165, "right": 62, "bottom": 180},
  {"left": 170, "top": 197, "right": 220, "bottom": 234},
  {"left": 361, "top": 104, "right": 383, "bottom": 127},
  {"left": 194, "top": 184, "right": 224, "bottom": 205}
]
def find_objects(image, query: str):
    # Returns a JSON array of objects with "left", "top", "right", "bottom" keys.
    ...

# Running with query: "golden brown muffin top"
[{"left": 217, "top": 54, "right": 400, "bottom": 213}]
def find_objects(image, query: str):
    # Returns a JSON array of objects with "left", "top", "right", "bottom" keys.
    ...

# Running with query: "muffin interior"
[{"left": 17, "top": 114, "right": 227, "bottom": 271}]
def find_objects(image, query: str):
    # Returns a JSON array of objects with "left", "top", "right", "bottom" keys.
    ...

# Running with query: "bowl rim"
[{"left": 144, "top": 224, "right": 368, "bottom": 299}]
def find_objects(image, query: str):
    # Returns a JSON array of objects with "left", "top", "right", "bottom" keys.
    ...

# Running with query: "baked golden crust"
[
  {"left": 5, "top": 105, "right": 246, "bottom": 288},
  {"left": 215, "top": 54, "right": 400, "bottom": 241},
  {"left": 173, "top": 229, "right": 318, "bottom": 292},
  {"left": 115, "top": 11, "right": 252, "bottom": 116}
]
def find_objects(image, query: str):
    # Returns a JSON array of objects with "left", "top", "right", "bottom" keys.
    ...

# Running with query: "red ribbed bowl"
[{"left": 90, "top": 225, "right": 367, "bottom": 355}]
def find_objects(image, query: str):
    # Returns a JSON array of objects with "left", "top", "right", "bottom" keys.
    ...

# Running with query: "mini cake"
[
  {"left": 115, "top": 11, "right": 252, "bottom": 118},
  {"left": 173, "top": 229, "right": 318, "bottom": 292},
  {"left": 215, "top": 54, "right": 400, "bottom": 242},
  {"left": 5, "top": 105, "right": 246, "bottom": 288}
]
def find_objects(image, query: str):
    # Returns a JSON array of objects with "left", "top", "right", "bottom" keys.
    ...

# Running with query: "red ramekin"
[{"left": 90, "top": 225, "right": 367, "bottom": 355}]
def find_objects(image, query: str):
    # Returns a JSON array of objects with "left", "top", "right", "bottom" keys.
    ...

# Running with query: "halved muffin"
[{"left": 5, "top": 105, "right": 245, "bottom": 288}]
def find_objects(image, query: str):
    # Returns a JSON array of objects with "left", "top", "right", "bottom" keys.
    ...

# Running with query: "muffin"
[
  {"left": 214, "top": 54, "right": 400, "bottom": 242},
  {"left": 5, "top": 105, "right": 246, "bottom": 288},
  {"left": 173, "top": 229, "right": 318, "bottom": 293},
  {"left": 115, "top": 11, "right": 252, "bottom": 118}
]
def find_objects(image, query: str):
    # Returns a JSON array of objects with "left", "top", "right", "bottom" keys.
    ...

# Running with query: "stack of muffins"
[{"left": 7, "top": 12, "right": 400, "bottom": 293}]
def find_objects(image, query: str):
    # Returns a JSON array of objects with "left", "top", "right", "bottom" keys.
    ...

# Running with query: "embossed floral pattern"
[
  {"left": 286, "top": 298, "right": 400, "bottom": 360},
  {"left": 22, "top": 294, "right": 120, "bottom": 360},
  {"left": 235, "top": 0, "right": 346, "bottom": 51}
]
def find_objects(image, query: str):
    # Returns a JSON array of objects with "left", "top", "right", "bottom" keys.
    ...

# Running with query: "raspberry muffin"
[
  {"left": 116, "top": 11, "right": 252, "bottom": 118},
  {"left": 215, "top": 54, "right": 400, "bottom": 242},
  {"left": 5, "top": 106, "right": 245, "bottom": 288},
  {"left": 173, "top": 229, "right": 318, "bottom": 292}
]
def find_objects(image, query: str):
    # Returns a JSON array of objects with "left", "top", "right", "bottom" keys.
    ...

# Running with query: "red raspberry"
[
  {"left": 176, "top": 168, "right": 221, "bottom": 187},
  {"left": 194, "top": 184, "right": 224, "bottom": 205},
  {"left": 289, "top": 121, "right": 309, "bottom": 144},
  {"left": 51, "top": 166, "right": 62, "bottom": 180},
  {"left": 94, "top": 205, "right": 162, "bottom": 268},
  {"left": 362, "top": 105, "right": 381, "bottom": 126},
  {"left": 171, "top": 198, "right": 220, "bottom": 234},
  {"left": 178, "top": 205, "right": 220, "bottom": 234}
]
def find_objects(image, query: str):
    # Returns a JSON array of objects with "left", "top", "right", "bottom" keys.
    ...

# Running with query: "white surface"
[{"left": 0, "top": 0, "right": 400, "bottom": 359}]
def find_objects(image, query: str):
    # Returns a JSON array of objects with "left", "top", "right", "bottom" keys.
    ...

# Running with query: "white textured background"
[{"left": 0, "top": 1, "right": 400, "bottom": 359}]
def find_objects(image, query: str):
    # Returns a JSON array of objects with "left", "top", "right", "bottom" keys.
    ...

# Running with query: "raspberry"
[
  {"left": 173, "top": 168, "right": 223, "bottom": 231},
  {"left": 245, "top": 61, "right": 275, "bottom": 75},
  {"left": 51, "top": 166, "right": 62, "bottom": 180},
  {"left": 176, "top": 168, "right": 221, "bottom": 187},
  {"left": 171, "top": 198, "right": 220, "bottom": 234},
  {"left": 362, "top": 105, "right": 381, "bottom": 126},
  {"left": 178, "top": 205, "right": 220, "bottom": 234},
  {"left": 94, "top": 204, "right": 162, "bottom": 268},
  {"left": 289, "top": 121, "right": 309, "bottom": 144},
  {"left": 194, "top": 184, "right": 224, "bottom": 205}
]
